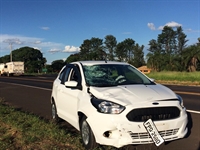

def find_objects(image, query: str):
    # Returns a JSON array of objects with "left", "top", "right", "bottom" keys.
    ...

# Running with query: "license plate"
[{"left": 144, "top": 119, "right": 164, "bottom": 146}]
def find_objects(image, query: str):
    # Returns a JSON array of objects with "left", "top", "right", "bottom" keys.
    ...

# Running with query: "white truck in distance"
[{"left": 0, "top": 61, "right": 24, "bottom": 76}]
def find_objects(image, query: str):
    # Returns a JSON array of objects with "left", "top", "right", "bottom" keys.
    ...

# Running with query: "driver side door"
[{"left": 56, "top": 64, "right": 82, "bottom": 129}]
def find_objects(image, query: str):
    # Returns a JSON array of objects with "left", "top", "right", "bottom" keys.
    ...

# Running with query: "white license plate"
[{"left": 144, "top": 119, "right": 164, "bottom": 146}]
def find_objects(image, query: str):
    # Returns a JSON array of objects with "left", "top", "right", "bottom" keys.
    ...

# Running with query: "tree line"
[
  {"left": 66, "top": 35, "right": 146, "bottom": 68},
  {"left": 0, "top": 26, "right": 199, "bottom": 73},
  {"left": 147, "top": 26, "right": 200, "bottom": 72}
]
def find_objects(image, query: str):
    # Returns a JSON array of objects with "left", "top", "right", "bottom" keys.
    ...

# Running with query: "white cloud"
[
  {"left": 48, "top": 48, "right": 61, "bottom": 54},
  {"left": 0, "top": 34, "right": 64, "bottom": 54},
  {"left": 40, "top": 27, "right": 50, "bottom": 30},
  {"left": 148, "top": 21, "right": 182, "bottom": 31},
  {"left": 34, "top": 40, "right": 42, "bottom": 44},
  {"left": 147, "top": 23, "right": 156, "bottom": 30},
  {"left": 165, "top": 21, "right": 182, "bottom": 27},
  {"left": 158, "top": 26, "right": 164, "bottom": 30},
  {"left": 158, "top": 21, "right": 182, "bottom": 30},
  {"left": 62, "top": 45, "right": 80, "bottom": 53},
  {"left": 3, "top": 38, "right": 24, "bottom": 45},
  {"left": 0, "top": 34, "right": 43, "bottom": 44}
]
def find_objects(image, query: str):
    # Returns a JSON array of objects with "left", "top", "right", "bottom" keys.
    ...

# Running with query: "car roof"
[{"left": 71, "top": 61, "right": 128, "bottom": 66}]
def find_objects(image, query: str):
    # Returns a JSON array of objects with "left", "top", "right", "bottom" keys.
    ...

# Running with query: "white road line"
[
  {"left": 175, "top": 91, "right": 200, "bottom": 96},
  {"left": 0, "top": 82, "right": 51, "bottom": 91},
  {"left": 187, "top": 109, "right": 200, "bottom": 114}
]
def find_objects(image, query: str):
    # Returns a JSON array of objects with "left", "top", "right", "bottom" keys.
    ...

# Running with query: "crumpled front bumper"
[{"left": 86, "top": 107, "right": 188, "bottom": 148}]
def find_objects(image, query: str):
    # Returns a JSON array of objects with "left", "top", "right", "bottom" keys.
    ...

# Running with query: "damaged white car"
[{"left": 51, "top": 61, "right": 188, "bottom": 149}]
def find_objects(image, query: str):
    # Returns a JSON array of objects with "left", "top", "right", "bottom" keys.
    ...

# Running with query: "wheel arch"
[
  {"left": 78, "top": 112, "right": 87, "bottom": 130},
  {"left": 51, "top": 96, "right": 55, "bottom": 104}
]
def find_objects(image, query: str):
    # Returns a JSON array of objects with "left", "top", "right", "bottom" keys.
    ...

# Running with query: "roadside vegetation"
[
  {"left": 0, "top": 98, "right": 81, "bottom": 150},
  {"left": 147, "top": 71, "right": 200, "bottom": 86},
  {"left": 0, "top": 98, "right": 117, "bottom": 150}
]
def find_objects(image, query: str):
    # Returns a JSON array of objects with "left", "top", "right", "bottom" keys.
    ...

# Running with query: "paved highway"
[
  {"left": 1, "top": 75, "right": 199, "bottom": 112},
  {"left": 0, "top": 76, "right": 199, "bottom": 150}
]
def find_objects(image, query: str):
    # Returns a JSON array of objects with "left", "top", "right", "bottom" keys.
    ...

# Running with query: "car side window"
[
  {"left": 58, "top": 67, "right": 66, "bottom": 81},
  {"left": 70, "top": 65, "right": 81, "bottom": 80},
  {"left": 70, "top": 69, "right": 79, "bottom": 82},
  {"left": 60, "top": 67, "right": 72, "bottom": 84}
]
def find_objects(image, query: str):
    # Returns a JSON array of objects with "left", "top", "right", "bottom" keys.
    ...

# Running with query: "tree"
[
  {"left": 115, "top": 38, "right": 135, "bottom": 63},
  {"left": 90, "top": 37, "right": 105, "bottom": 60},
  {"left": 115, "top": 42, "right": 127, "bottom": 61},
  {"left": 174, "top": 26, "right": 188, "bottom": 71},
  {"left": 0, "top": 46, "right": 47, "bottom": 73},
  {"left": 45, "top": 64, "right": 53, "bottom": 73},
  {"left": 51, "top": 59, "right": 65, "bottom": 72},
  {"left": 104, "top": 35, "right": 117, "bottom": 61},
  {"left": 123, "top": 38, "right": 135, "bottom": 62},
  {"left": 132, "top": 44, "right": 145, "bottom": 67},
  {"left": 79, "top": 38, "right": 105, "bottom": 60},
  {"left": 0, "top": 55, "right": 10, "bottom": 63},
  {"left": 157, "top": 26, "right": 177, "bottom": 70},
  {"left": 147, "top": 26, "right": 189, "bottom": 71},
  {"left": 147, "top": 39, "right": 163, "bottom": 71},
  {"left": 182, "top": 44, "right": 200, "bottom": 72},
  {"left": 176, "top": 26, "right": 188, "bottom": 54},
  {"left": 79, "top": 39, "right": 92, "bottom": 60},
  {"left": 65, "top": 53, "right": 80, "bottom": 63}
]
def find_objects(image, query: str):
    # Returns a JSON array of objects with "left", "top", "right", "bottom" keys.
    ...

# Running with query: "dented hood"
[{"left": 89, "top": 84, "right": 177, "bottom": 106}]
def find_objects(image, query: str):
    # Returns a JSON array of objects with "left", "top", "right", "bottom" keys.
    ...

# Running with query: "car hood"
[{"left": 89, "top": 84, "right": 177, "bottom": 106}]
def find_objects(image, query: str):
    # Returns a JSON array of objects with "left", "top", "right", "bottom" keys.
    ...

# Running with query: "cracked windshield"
[{"left": 83, "top": 64, "right": 153, "bottom": 87}]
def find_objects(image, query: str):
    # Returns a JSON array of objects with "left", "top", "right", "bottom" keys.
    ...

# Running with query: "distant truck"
[{"left": 0, "top": 61, "right": 24, "bottom": 76}]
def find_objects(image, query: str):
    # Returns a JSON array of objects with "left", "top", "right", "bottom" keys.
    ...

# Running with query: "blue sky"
[{"left": 1, "top": 0, "right": 200, "bottom": 64}]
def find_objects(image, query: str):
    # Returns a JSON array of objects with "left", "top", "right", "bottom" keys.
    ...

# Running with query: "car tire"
[
  {"left": 80, "top": 116, "right": 97, "bottom": 150},
  {"left": 51, "top": 101, "right": 60, "bottom": 123}
]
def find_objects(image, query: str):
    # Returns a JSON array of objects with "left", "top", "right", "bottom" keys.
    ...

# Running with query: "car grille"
[
  {"left": 128, "top": 128, "right": 179, "bottom": 144},
  {"left": 126, "top": 107, "right": 180, "bottom": 122}
]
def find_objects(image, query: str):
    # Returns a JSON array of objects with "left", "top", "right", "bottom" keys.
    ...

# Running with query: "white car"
[{"left": 51, "top": 61, "right": 188, "bottom": 149}]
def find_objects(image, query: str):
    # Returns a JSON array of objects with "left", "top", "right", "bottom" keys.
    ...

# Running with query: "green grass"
[
  {"left": 0, "top": 100, "right": 82, "bottom": 150},
  {"left": 0, "top": 98, "right": 117, "bottom": 150},
  {"left": 147, "top": 71, "right": 200, "bottom": 86}
]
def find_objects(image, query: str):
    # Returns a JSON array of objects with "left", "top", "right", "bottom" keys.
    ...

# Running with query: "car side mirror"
[{"left": 64, "top": 81, "right": 82, "bottom": 90}]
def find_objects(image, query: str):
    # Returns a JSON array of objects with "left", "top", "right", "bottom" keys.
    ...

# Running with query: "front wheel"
[
  {"left": 80, "top": 116, "right": 97, "bottom": 150},
  {"left": 51, "top": 101, "right": 60, "bottom": 123}
]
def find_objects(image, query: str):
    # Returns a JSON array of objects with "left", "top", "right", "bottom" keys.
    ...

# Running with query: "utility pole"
[
  {"left": 3, "top": 38, "right": 20, "bottom": 62},
  {"left": 9, "top": 43, "right": 13, "bottom": 62}
]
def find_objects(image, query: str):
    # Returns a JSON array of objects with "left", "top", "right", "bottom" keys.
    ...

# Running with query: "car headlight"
[
  {"left": 91, "top": 97, "right": 125, "bottom": 114},
  {"left": 176, "top": 94, "right": 184, "bottom": 108}
]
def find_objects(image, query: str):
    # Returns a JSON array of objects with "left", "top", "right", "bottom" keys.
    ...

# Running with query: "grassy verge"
[
  {"left": 147, "top": 71, "right": 200, "bottom": 86},
  {"left": 0, "top": 98, "right": 116, "bottom": 150},
  {"left": 0, "top": 99, "right": 83, "bottom": 150}
]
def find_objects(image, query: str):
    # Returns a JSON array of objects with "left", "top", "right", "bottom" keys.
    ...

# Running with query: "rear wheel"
[
  {"left": 51, "top": 101, "right": 60, "bottom": 123},
  {"left": 80, "top": 116, "right": 97, "bottom": 150}
]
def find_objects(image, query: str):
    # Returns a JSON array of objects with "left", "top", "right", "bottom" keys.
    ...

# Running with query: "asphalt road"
[
  {"left": 0, "top": 76, "right": 199, "bottom": 150},
  {"left": 1, "top": 75, "right": 200, "bottom": 111}
]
